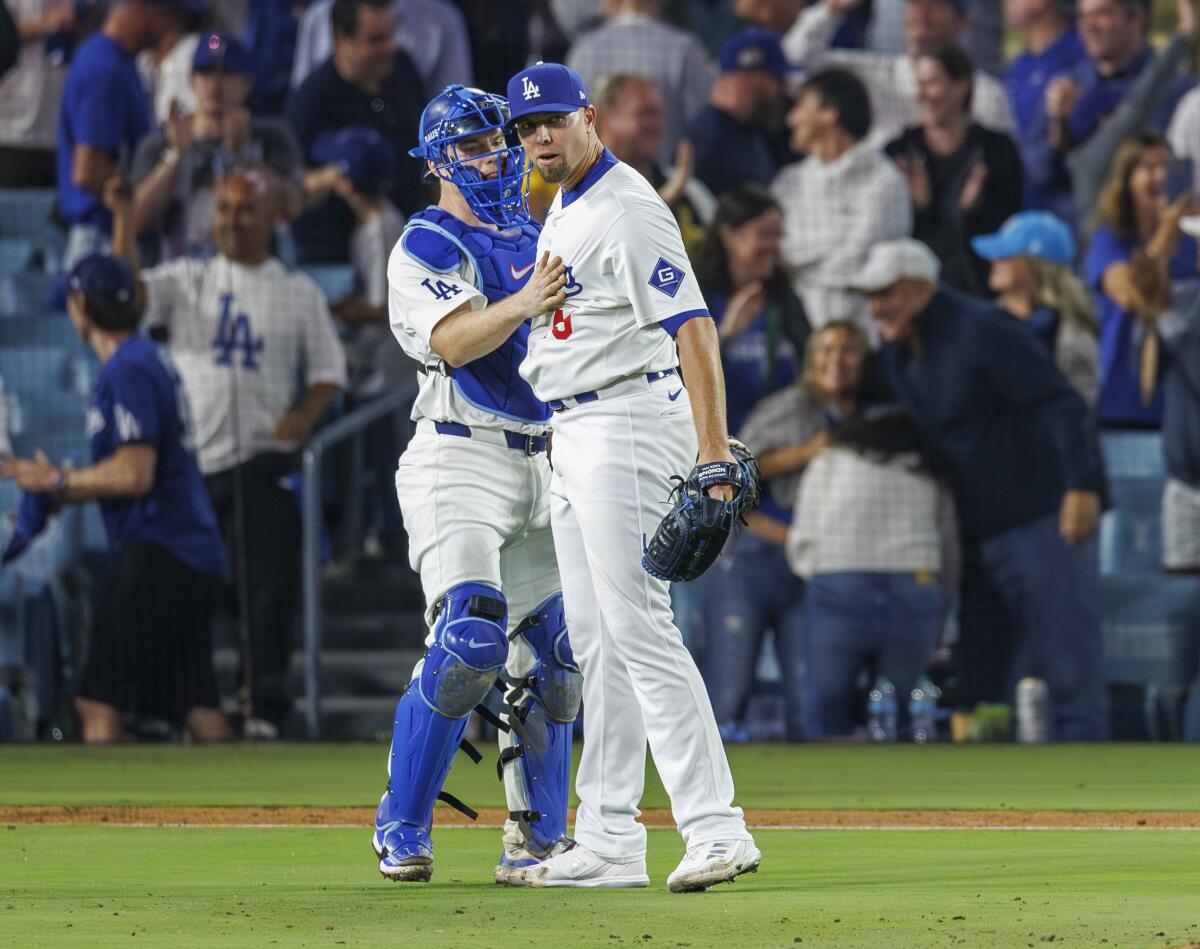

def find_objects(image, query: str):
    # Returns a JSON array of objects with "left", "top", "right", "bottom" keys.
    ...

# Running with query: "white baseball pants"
[{"left": 548, "top": 373, "right": 750, "bottom": 862}]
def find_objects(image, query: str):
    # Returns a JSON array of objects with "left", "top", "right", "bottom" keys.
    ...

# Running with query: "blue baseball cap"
[
  {"left": 193, "top": 32, "right": 252, "bottom": 74},
  {"left": 506, "top": 62, "right": 589, "bottom": 124},
  {"left": 718, "top": 27, "right": 789, "bottom": 78},
  {"left": 68, "top": 253, "right": 135, "bottom": 307},
  {"left": 311, "top": 126, "right": 396, "bottom": 195},
  {"left": 971, "top": 211, "right": 1076, "bottom": 265}
]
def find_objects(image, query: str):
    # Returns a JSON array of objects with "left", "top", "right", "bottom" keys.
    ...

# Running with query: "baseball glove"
[{"left": 641, "top": 438, "right": 761, "bottom": 583}]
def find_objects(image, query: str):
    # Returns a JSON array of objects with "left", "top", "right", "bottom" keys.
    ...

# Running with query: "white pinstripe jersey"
[{"left": 141, "top": 255, "right": 347, "bottom": 474}]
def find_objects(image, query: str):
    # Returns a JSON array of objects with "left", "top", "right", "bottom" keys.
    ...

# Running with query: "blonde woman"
[{"left": 972, "top": 211, "right": 1100, "bottom": 405}]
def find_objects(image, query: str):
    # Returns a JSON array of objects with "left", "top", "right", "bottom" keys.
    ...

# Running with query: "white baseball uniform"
[
  {"left": 523, "top": 150, "right": 751, "bottom": 861},
  {"left": 140, "top": 256, "right": 348, "bottom": 474},
  {"left": 386, "top": 228, "right": 559, "bottom": 659}
]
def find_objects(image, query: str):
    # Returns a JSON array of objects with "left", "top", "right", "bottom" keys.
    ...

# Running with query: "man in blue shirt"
[
  {"left": 855, "top": 238, "right": 1110, "bottom": 741},
  {"left": 688, "top": 26, "right": 790, "bottom": 198},
  {"left": 1003, "top": 0, "right": 1088, "bottom": 211},
  {"left": 0, "top": 251, "right": 229, "bottom": 745},
  {"left": 56, "top": 0, "right": 188, "bottom": 269},
  {"left": 1027, "top": 0, "right": 1193, "bottom": 223}
]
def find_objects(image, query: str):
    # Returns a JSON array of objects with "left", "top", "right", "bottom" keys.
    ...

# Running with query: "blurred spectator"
[
  {"left": 1036, "top": 0, "right": 1195, "bottom": 226},
  {"left": 1160, "top": 295, "right": 1200, "bottom": 575},
  {"left": 885, "top": 46, "right": 1023, "bottom": 296},
  {"left": 1084, "top": 132, "right": 1196, "bottom": 428},
  {"left": 56, "top": 0, "right": 177, "bottom": 268},
  {"left": 0, "top": 250, "right": 230, "bottom": 744},
  {"left": 594, "top": 73, "right": 716, "bottom": 254},
  {"left": 1043, "top": 0, "right": 1192, "bottom": 153},
  {"left": 694, "top": 185, "right": 807, "bottom": 435},
  {"left": 972, "top": 210, "right": 1100, "bottom": 404},
  {"left": 785, "top": 337, "right": 954, "bottom": 740},
  {"left": 1003, "top": 0, "right": 1086, "bottom": 212},
  {"left": 290, "top": 0, "right": 470, "bottom": 97},
  {"left": 286, "top": 0, "right": 424, "bottom": 263},
  {"left": 314, "top": 126, "right": 407, "bottom": 398},
  {"left": 782, "top": 0, "right": 1015, "bottom": 146},
  {"left": 687, "top": 26, "right": 790, "bottom": 198},
  {"left": 109, "top": 172, "right": 347, "bottom": 738},
  {"left": 566, "top": 0, "right": 715, "bottom": 163},
  {"left": 772, "top": 68, "right": 911, "bottom": 335},
  {"left": 550, "top": 0, "right": 602, "bottom": 37},
  {"left": 735, "top": 0, "right": 805, "bottom": 35},
  {"left": 703, "top": 325, "right": 857, "bottom": 743},
  {"left": 137, "top": 2, "right": 201, "bottom": 123},
  {"left": 0, "top": 0, "right": 75, "bottom": 185},
  {"left": 858, "top": 237, "right": 1110, "bottom": 740},
  {"left": 316, "top": 126, "right": 408, "bottom": 559},
  {"left": 131, "top": 33, "right": 303, "bottom": 263}
]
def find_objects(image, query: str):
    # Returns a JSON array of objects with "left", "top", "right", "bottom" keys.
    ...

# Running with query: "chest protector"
[{"left": 402, "top": 207, "right": 550, "bottom": 426}]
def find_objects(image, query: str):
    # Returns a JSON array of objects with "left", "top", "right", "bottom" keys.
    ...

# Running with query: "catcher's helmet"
[{"left": 410, "top": 84, "right": 530, "bottom": 227}]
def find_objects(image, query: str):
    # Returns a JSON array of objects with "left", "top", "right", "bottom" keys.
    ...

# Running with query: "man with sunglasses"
[{"left": 371, "top": 83, "right": 579, "bottom": 886}]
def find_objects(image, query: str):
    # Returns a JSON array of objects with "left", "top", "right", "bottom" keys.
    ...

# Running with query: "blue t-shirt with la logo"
[{"left": 90, "top": 334, "right": 225, "bottom": 578}]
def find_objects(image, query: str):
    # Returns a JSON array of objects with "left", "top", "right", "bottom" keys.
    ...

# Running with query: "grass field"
[{"left": 2, "top": 744, "right": 1199, "bottom": 949}]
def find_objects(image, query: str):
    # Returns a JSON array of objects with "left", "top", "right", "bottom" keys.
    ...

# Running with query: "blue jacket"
[{"left": 881, "top": 285, "right": 1108, "bottom": 540}]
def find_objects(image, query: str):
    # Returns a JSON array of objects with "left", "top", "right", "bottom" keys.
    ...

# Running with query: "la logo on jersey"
[
  {"left": 648, "top": 257, "right": 684, "bottom": 299},
  {"left": 213, "top": 293, "right": 264, "bottom": 370},
  {"left": 522, "top": 76, "right": 541, "bottom": 100}
]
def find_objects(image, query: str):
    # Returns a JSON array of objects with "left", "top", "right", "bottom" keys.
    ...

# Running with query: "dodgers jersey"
[
  {"left": 89, "top": 333, "right": 225, "bottom": 578},
  {"left": 387, "top": 207, "right": 551, "bottom": 435},
  {"left": 521, "top": 150, "right": 710, "bottom": 403},
  {"left": 141, "top": 256, "right": 348, "bottom": 475}
]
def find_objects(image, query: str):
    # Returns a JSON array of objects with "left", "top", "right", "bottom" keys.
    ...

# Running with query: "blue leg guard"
[
  {"left": 375, "top": 582, "right": 508, "bottom": 878},
  {"left": 498, "top": 593, "right": 582, "bottom": 859}
]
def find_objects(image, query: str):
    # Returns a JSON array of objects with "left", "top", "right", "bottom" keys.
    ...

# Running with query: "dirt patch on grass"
[{"left": 3, "top": 806, "right": 1199, "bottom": 830}]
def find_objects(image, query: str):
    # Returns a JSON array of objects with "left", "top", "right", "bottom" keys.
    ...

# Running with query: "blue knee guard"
[
  {"left": 376, "top": 582, "right": 508, "bottom": 854},
  {"left": 499, "top": 593, "right": 581, "bottom": 856}
]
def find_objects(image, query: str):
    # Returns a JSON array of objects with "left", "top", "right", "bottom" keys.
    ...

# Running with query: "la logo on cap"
[{"left": 522, "top": 75, "right": 541, "bottom": 100}]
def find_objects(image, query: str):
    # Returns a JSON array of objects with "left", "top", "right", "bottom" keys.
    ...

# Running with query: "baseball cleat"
[
  {"left": 495, "top": 833, "right": 577, "bottom": 886},
  {"left": 377, "top": 823, "right": 434, "bottom": 883},
  {"left": 667, "top": 838, "right": 761, "bottom": 893},
  {"left": 514, "top": 840, "right": 649, "bottom": 889}
]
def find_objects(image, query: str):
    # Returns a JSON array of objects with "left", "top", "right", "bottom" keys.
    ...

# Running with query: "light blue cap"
[{"left": 971, "top": 211, "right": 1076, "bottom": 265}]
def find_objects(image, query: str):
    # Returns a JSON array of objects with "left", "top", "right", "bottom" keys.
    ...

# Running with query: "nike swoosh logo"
[
  {"left": 467, "top": 637, "right": 488, "bottom": 648},
  {"left": 510, "top": 261, "right": 535, "bottom": 280},
  {"left": 668, "top": 389, "right": 682, "bottom": 401}
]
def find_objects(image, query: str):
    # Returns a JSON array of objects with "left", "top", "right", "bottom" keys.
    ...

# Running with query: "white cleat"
[
  {"left": 667, "top": 839, "right": 762, "bottom": 893},
  {"left": 515, "top": 840, "right": 650, "bottom": 889}
]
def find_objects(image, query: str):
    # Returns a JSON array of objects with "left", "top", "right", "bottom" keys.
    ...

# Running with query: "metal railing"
[{"left": 300, "top": 386, "right": 415, "bottom": 738}]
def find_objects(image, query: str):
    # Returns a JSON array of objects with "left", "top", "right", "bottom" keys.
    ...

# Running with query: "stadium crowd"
[{"left": 0, "top": 0, "right": 1197, "bottom": 743}]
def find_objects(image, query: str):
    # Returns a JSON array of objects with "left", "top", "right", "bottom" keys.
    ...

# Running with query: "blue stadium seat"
[
  {"left": 1101, "top": 573, "right": 1200, "bottom": 689},
  {"left": 1099, "top": 431, "right": 1166, "bottom": 577},
  {"left": 0, "top": 190, "right": 57, "bottom": 240},
  {"left": 0, "top": 189, "right": 63, "bottom": 274},
  {"left": 300, "top": 264, "right": 355, "bottom": 303},
  {"left": 0, "top": 238, "right": 34, "bottom": 276},
  {"left": 0, "top": 271, "right": 58, "bottom": 318}
]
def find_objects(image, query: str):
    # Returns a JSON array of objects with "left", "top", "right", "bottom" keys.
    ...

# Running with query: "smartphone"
[{"left": 1166, "top": 158, "right": 1194, "bottom": 202}]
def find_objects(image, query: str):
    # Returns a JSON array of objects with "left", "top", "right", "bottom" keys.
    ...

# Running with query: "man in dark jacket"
[{"left": 856, "top": 237, "right": 1110, "bottom": 740}]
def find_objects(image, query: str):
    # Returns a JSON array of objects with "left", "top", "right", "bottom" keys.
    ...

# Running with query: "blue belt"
[
  {"left": 433, "top": 421, "right": 549, "bottom": 455},
  {"left": 549, "top": 368, "right": 677, "bottom": 413}
]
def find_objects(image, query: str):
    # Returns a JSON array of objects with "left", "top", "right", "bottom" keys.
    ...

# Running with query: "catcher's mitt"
[{"left": 641, "top": 438, "right": 761, "bottom": 583}]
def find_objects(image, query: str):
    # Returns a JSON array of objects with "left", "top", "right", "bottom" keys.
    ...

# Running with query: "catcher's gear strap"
[{"left": 437, "top": 790, "right": 478, "bottom": 821}]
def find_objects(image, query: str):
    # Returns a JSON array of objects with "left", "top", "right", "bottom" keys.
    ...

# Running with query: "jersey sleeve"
[
  {"left": 296, "top": 278, "right": 349, "bottom": 388},
  {"left": 140, "top": 259, "right": 193, "bottom": 333},
  {"left": 386, "top": 239, "right": 486, "bottom": 350},
  {"left": 603, "top": 204, "right": 710, "bottom": 329},
  {"left": 105, "top": 364, "right": 162, "bottom": 447}
]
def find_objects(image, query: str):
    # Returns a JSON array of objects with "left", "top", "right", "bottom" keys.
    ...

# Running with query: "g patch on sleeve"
[{"left": 648, "top": 257, "right": 685, "bottom": 298}]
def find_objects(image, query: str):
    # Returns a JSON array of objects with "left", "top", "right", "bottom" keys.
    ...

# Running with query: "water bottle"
[
  {"left": 909, "top": 676, "right": 938, "bottom": 743},
  {"left": 867, "top": 677, "right": 897, "bottom": 742},
  {"left": 1015, "top": 677, "right": 1050, "bottom": 743}
]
